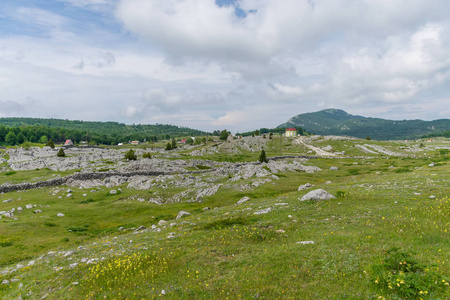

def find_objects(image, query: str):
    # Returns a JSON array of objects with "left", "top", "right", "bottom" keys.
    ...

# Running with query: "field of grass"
[{"left": 0, "top": 137, "right": 449, "bottom": 299}]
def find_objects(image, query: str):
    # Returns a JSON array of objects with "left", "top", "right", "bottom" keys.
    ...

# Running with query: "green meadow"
[{"left": 0, "top": 137, "right": 449, "bottom": 299}]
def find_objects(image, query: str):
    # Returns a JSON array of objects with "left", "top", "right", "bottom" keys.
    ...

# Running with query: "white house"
[{"left": 285, "top": 128, "right": 298, "bottom": 137}]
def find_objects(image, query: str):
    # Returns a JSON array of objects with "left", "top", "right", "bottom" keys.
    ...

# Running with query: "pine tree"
[
  {"left": 57, "top": 148, "right": 65, "bottom": 157},
  {"left": 165, "top": 142, "right": 172, "bottom": 151},
  {"left": 46, "top": 139, "right": 55, "bottom": 149},
  {"left": 259, "top": 149, "right": 268, "bottom": 163},
  {"left": 171, "top": 138, "right": 177, "bottom": 149}
]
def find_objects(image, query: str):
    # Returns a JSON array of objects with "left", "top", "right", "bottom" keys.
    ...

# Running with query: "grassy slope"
[{"left": 0, "top": 138, "right": 449, "bottom": 299}]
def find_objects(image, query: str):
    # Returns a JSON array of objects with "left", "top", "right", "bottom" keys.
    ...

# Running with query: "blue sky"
[{"left": 1, "top": 0, "right": 450, "bottom": 132}]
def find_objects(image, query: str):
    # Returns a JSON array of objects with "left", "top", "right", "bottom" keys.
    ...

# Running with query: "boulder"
[
  {"left": 329, "top": 167, "right": 339, "bottom": 171},
  {"left": 237, "top": 196, "right": 250, "bottom": 205},
  {"left": 176, "top": 211, "right": 191, "bottom": 220},
  {"left": 254, "top": 207, "right": 271, "bottom": 215},
  {"left": 300, "top": 189, "right": 336, "bottom": 201},
  {"left": 298, "top": 183, "right": 312, "bottom": 191}
]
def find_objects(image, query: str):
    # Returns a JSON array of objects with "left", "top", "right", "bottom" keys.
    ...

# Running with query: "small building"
[
  {"left": 180, "top": 139, "right": 187, "bottom": 144},
  {"left": 285, "top": 128, "right": 298, "bottom": 137},
  {"left": 64, "top": 139, "right": 73, "bottom": 146},
  {"left": 118, "top": 143, "right": 123, "bottom": 146},
  {"left": 130, "top": 141, "right": 140, "bottom": 145}
]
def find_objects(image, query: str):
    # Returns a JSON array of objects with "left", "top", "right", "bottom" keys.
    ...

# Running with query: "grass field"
[{"left": 0, "top": 137, "right": 449, "bottom": 299}]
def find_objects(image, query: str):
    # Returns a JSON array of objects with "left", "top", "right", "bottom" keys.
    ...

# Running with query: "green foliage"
[
  {"left": 165, "top": 142, "right": 172, "bottom": 151},
  {"left": 39, "top": 135, "right": 48, "bottom": 144},
  {"left": 5, "top": 171, "right": 16, "bottom": 175},
  {"left": 0, "top": 241, "right": 13, "bottom": 247},
  {"left": 335, "top": 190, "right": 347, "bottom": 199},
  {"left": 259, "top": 149, "right": 268, "bottom": 163},
  {"left": 57, "top": 148, "right": 65, "bottom": 157},
  {"left": 46, "top": 139, "right": 55, "bottom": 148},
  {"left": 370, "top": 247, "right": 449, "bottom": 298},
  {"left": 171, "top": 138, "right": 177, "bottom": 149},
  {"left": 366, "top": 136, "right": 371, "bottom": 140},
  {"left": 0, "top": 117, "right": 208, "bottom": 145},
  {"left": 195, "top": 165, "right": 211, "bottom": 170},
  {"left": 124, "top": 149, "right": 137, "bottom": 160},
  {"left": 5, "top": 131, "right": 16, "bottom": 145},
  {"left": 79, "top": 198, "right": 95, "bottom": 204},
  {"left": 219, "top": 129, "right": 230, "bottom": 140},
  {"left": 279, "top": 108, "right": 450, "bottom": 140},
  {"left": 394, "top": 167, "right": 411, "bottom": 173},
  {"left": 142, "top": 152, "right": 152, "bottom": 159}
]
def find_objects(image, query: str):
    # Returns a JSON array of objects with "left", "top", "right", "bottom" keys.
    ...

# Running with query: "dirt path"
[{"left": 295, "top": 136, "right": 337, "bottom": 157}]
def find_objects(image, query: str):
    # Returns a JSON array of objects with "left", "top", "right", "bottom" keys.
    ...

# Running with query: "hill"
[
  {"left": 0, "top": 117, "right": 209, "bottom": 145},
  {"left": 278, "top": 109, "right": 450, "bottom": 140}
]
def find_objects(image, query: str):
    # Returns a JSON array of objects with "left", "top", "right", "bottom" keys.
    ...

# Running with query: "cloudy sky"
[{"left": 1, "top": 0, "right": 450, "bottom": 132}]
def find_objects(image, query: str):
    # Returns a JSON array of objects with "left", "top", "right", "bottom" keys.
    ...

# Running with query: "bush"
[
  {"left": 124, "top": 149, "right": 137, "bottom": 160},
  {"left": 165, "top": 142, "right": 172, "bottom": 151},
  {"left": 143, "top": 152, "right": 152, "bottom": 159},
  {"left": 370, "top": 247, "right": 449, "bottom": 298},
  {"left": 57, "top": 148, "right": 65, "bottom": 157},
  {"left": 46, "top": 139, "right": 55, "bottom": 148},
  {"left": 259, "top": 149, "right": 268, "bottom": 163}
]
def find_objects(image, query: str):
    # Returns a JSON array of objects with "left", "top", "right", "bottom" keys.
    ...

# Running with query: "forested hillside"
[
  {"left": 278, "top": 109, "right": 450, "bottom": 140},
  {"left": 0, "top": 118, "right": 208, "bottom": 146}
]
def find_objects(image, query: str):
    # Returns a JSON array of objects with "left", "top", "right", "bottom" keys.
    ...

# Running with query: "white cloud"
[{"left": 1, "top": 0, "right": 450, "bottom": 132}]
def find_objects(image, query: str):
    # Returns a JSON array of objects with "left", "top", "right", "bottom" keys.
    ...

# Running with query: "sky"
[{"left": 1, "top": 0, "right": 450, "bottom": 133}]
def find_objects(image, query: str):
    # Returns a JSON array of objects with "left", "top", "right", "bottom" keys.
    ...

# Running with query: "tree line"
[{"left": 0, "top": 124, "right": 205, "bottom": 146}]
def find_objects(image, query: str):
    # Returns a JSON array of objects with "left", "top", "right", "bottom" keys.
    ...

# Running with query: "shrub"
[
  {"left": 259, "top": 149, "right": 268, "bottom": 163},
  {"left": 143, "top": 152, "right": 152, "bottom": 159},
  {"left": 46, "top": 139, "right": 55, "bottom": 149},
  {"left": 165, "top": 142, "right": 172, "bottom": 151},
  {"left": 57, "top": 148, "right": 65, "bottom": 157},
  {"left": 370, "top": 247, "right": 449, "bottom": 298},
  {"left": 5, "top": 171, "right": 16, "bottom": 176},
  {"left": 124, "top": 149, "right": 137, "bottom": 160}
]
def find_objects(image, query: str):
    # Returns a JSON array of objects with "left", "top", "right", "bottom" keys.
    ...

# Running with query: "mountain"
[{"left": 277, "top": 109, "right": 450, "bottom": 140}]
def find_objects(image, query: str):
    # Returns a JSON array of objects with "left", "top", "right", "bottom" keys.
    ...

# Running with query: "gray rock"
[
  {"left": 300, "top": 189, "right": 336, "bottom": 201},
  {"left": 298, "top": 183, "right": 312, "bottom": 191},
  {"left": 158, "top": 220, "right": 167, "bottom": 225},
  {"left": 428, "top": 162, "right": 435, "bottom": 167},
  {"left": 296, "top": 241, "right": 315, "bottom": 245},
  {"left": 109, "top": 190, "right": 117, "bottom": 195},
  {"left": 135, "top": 225, "right": 146, "bottom": 231},
  {"left": 176, "top": 211, "right": 191, "bottom": 220},
  {"left": 202, "top": 207, "right": 210, "bottom": 211},
  {"left": 66, "top": 193, "right": 72, "bottom": 198},
  {"left": 57, "top": 213, "right": 65, "bottom": 217},
  {"left": 254, "top": 207, "right": 271, "bottom": 215},
  {"left": 34, "top": 209, "right": 42, "bottom": 214},
  {"left": 26, "top": 204, "right": 33, "bottom": 209},
  {"left": 3, "top": 199, "right": 12, "bottom": 203},
  {"left": 237, "top": 196, "right": 250, "bottom": 205},
  {"left": 329, "top": 167, "right": 339, "bottom": 171}
]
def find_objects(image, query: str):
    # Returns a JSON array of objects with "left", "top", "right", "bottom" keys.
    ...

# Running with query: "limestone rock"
[
  {"left": 298, "top": 183, "right": 312, "bottom": 191},
  {"left": 237, "top": 196, "right": 250, "bottom": 205},
  {"left": 176, "top": 211, "right": 191, "bottom": 220},
  {"left": 254, "top": 207, "right": 271, "bottom": 215},
  {"left": 300, "top": 189, "right": 336, "bottom": 201}
]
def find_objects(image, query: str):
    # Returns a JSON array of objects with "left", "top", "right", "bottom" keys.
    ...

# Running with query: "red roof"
[{"left": 286, "top": 128, "right": 297, "bottom": 131}]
